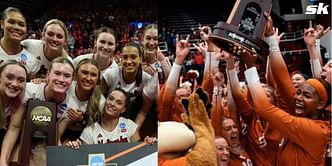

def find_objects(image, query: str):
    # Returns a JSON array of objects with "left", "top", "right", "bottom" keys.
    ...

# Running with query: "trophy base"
[{"left": 209, "top": 21, "right": 269, "bottom": 62}]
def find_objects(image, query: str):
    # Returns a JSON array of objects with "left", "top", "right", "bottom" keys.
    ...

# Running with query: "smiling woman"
[
  {"left": 0, "top": 57, "right": 77, "bottom": 165},
  {"left": 65, "top": 88, "right": 142, "bottom": 149},
  {"left": 72, "top": 27, "right": 119, "bottom": 80},
  {"left": 59, "top": 58, "right": 106, "bottom": 143},
  {"left": 101, "top": 41, "right": 157, "bottom": 135},
  {"left": 21, "top": 19, "right": 72, "bottom": 78},
  {"left": 0, "top": 7, "right": 40, "bottom": 76},
  {"left": 0, "top": 60, "right": 27, "bottom": 129}
]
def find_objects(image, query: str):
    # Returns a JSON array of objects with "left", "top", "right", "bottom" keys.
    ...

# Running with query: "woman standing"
[
  {"left": 73, "top": 27, "right": 119, "bottom": 80},
  {"left": 0, "top": 57, "right": 77, "bottom": 165},
  {"left": 0, "top": 60, "right": 27, "bottom": 146},
  {"left": 101, "top": 42, "right": 157, "bottom": 133},
  {"left": 59, "top": 58, "right": 106, "bottom": 142},
  {"left": 141, "top": 24, "right": 170, "bottom": 87},
  {"left": 0, "top": 7, "right": 40, "bottom": 76},
  {"left": 21, "top": 19, "right": 71, "bottom": 78}
]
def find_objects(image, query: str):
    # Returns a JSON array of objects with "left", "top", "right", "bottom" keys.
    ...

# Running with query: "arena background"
[
  {"left": 158, "top": 0, "right": 331, "bottom": 82},
  {"left": 0, "top": 0, "right": 331, "bottom": 165}
]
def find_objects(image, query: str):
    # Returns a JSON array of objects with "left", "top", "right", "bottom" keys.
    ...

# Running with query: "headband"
[{"left": 306, "top": 79, "right": 328, "bottom": 102}]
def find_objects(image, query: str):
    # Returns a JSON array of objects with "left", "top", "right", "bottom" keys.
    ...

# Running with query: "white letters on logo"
[
  {"left": 305, "top": 3, "right": 329, "bottom": 14},
  {"left": 32, "top": 115, "right": 51, "bottom": 122}
]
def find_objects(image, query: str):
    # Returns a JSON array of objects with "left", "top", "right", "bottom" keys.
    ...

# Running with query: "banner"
[{"left": 47, "top": 142, "right": 157, "bottom": 166}]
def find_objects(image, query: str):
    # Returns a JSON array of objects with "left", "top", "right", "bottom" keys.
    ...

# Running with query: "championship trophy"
[
  {"left": 209, "top": 0, "right": 272, "bottom": 61},
  {"left": 16, "top": 100, "right": 57, "bottom": 166}
]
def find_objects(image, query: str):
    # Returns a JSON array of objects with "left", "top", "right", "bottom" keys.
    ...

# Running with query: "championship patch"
[
  {"left": 60, "top": 103, "right": 67, "bottom": 110},
  {"left": 119, "top": 123, "right": 126, "bottom": 128},
  {"left": 18, "top": 53, "right": 27, "bottom": 65},
  {"left": 120, "top": 123, "right": 126, "bottom": 132},
  {"left": 20, "top": 53, "right": 27, "bottom": 61}
]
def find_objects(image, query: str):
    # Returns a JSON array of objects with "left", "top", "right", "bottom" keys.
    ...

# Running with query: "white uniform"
[
  {"left": 0, "top": 45, "right": 40, "bottom": 75},
  {"left": 23, "top": 82, "right": 79, "bottom": 119},
  {"left": 66, "top": 81, "right": 106, "bottom": 113},
  {"left": 102, "top": 67, "right": 157, "bottom": 102},
  {"left": 21, "top": 39, "right": 73, "bottom": 77},
  {"left": 64, "top": 81, "right": 106, "bottom": 131},
  {"left": 73, "top": 53, "right": 119, "bottom": 79},
  {"left": 80, "top": 117, "right": 137, "bottom": 144},
  {"left": 150, "top": 61, "right": 161, "bottom": 99}
]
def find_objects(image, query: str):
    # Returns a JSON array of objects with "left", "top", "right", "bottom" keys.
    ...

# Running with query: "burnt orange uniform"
[
  {"left": 228, "top": 148, "right": 253, "bottom": 166},
  {"left": 158, "top": 156, "right": 186, "bottom": 166},
  {"left": 158, "top": 63, "right": 184, "bottom": 122},
  {"left": 245, "top": 67, "right": 330, "bottom": 166},
  {"left": 228, "top": 68, "right": 282, "bottom": 166}
]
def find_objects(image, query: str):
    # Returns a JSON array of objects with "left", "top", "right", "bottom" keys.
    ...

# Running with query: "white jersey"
[
  {"left": 0, "top": 45, "right": 40, "bottom": 75},
  {"left": 23, "top": 82, "right": 79, "bottom": 119},
  {"left": 66, "top": 81, "right": 106, "bottom": 113},
  {"left": 21, "top": 39, "right": 73, "bottom": 77},
  {"left": 102, "top": 67, "right": 157, "bottom": 101},
  {"left": 80, "top": 117, "right": 137, "bottom": 144},
  {"left": 150, "top": 61, "right": 161, "bottom": 99},
  {"left": 73, "top": 53, "right": 119, "bottom": 79}
]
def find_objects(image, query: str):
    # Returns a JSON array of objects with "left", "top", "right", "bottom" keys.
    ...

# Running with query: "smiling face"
[
  {"left": 121, "top": 45, "right": 142, "bottom": 75},
  {"left": 95, "top": 32, "right": 116, "bottom": 59},
  {"left": 43, "top": 23, "right": 67, "bottom": 52},
  {"left": 104, "top": 90, "right": 127, "bottom": 118},
  {"left": 222, "top": 118, "right": 238, "bottom": 147},
  {"left": 292, "top": 73, "right": 306, "bottom": 89},
  {"left": 0, "top": 64, "right": 26, "bottom": 98},
  {"left": 1, "top": 11, "right": 27, "bottom": 42},
  {"left": 295, "top": 82, "right": 324, "bottom": 118},
  {"left": 76, "top": 63, "right": 99, "bottom": 92},
  {"left": 47, "top": 62, "right": 73, "bottom": 94},
  {"left": 215, "top": 137, "right": 230, "bottom": 166},
  {"left": 142, "top": 28, "right": 158, "bottom": 54},
  {"left": 321, "top": 59, "right": 332, "bottom": 85}
]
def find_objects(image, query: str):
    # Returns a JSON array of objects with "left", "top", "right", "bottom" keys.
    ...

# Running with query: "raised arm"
[
  {"left": 225, "top": 51, "right": 253, "bottom": 122},
  {"left": 264, "top": 13, "right": 296, "bottom": 113},
  {"left": 244, "top": 66, "right": 329, "bottom": 153},
  {"left": 158, "top": 34, "right": 190, "bottom": 121},
  {"left": 304, "top": 23, "right": 330, "bottom": 78},
  {"left": 241, "top": 48, "right": 329, "bottom": 155},
  {"left": 210, "top": 72, "right": 227, "bottom": 136}
]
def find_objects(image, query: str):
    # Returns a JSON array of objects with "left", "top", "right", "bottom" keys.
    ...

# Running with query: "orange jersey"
[
  {"left": 228, "top": 147, "right": 253, "bottom": 166},
  {"left": 158, "top": 84, "right": 184, "bottom": 122},
  {"left": 233, "top": 93, "right": 282, "bottom": 166},
  {"left": 245, "top": 114, "right": 282, "bottom": 166},
  {"left": 275, "top": 119, "right": 330, "bottom": 166},
  {"left": 246, "top": 72, "right": 330, "bottom": 166},
  {"left": 158, "top": 156, "right": 186, "bottom": 166}
]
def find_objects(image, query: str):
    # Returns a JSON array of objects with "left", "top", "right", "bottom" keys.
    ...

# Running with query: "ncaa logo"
[
  {"left": 119, "top": 123, "right": 126, "bottom": 128},
  {"left": 60, "top": 103, "right": 67, "bottom": 110}
]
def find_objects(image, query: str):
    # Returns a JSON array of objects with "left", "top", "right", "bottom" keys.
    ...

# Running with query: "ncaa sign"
[{"left": 30, "top": 106, "right": 52, "bottom": 126}]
